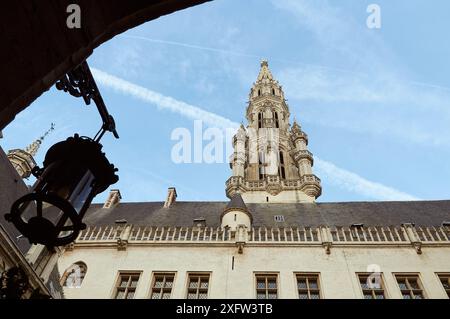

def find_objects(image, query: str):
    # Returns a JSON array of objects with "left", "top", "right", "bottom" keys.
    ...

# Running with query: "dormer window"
[{"left": 193, "top": 217, "right": 206, "bottom": 228}]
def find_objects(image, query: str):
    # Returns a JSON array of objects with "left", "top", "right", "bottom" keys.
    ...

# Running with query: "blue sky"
[{"left": 2, "top": 0, "right": 450, "bottom": 203}]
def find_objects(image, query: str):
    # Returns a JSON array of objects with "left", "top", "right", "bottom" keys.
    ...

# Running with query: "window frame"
[
  {"left": 295, "top": 273, "right": 322, "bottom": 299},
  {"left": 394, "top": 273, "right": 427, "bottom": 299},
  {"left": 258, "top": 151, "right": 266, "bottom": 180},
  {"left": 273, "top": 111, "right": 279, "bottom": 128},
  {"left": 60, "top": 261, "right": 87, "bottom": 288},
  {"left": 356, "top": 272, "right": 388, "bottom": 299},
  {"left": 436, "top": 273, "right": 450, "bottom": 299},
  {"left": 185, "top": 272, "right": 211, "bottom": 299},
  {"left": 149, "top": 272, "right": 176, "bottom": 299},
  {"left": 254, "top": 272, "right": 279, "bottom": 299},
  {"left": 278, "top": 151, "right": 286, "bottom": 179},
  {"left": 258, "top": 112, "right": 263, "bottom": 128},
  {"left": 112, "top": 271, "right": 142, "bottom": 299}
]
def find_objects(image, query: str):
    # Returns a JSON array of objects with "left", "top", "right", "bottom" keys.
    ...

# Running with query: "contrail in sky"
[{"left": 92, "top": 67, "right": 420, "bottom": 201}]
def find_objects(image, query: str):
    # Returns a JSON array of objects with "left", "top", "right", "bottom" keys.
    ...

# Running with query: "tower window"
[
  {"left": 272, "top": 88, "right": 275, "bottom": 95},
  {"left": 273, "top": 111, "right": 279, "bottom": 128},
  {"left": 259, "top": 152, "right": 266, "bottom": 180},
  {"left": 258, "top": 89, "right": 261, "bottom": 96},
  {"left": 258, "top": 112, "right": 263, "bottom": 128},
  {"left": 278, "top": 151, "right": 286, "bottom": 179}
]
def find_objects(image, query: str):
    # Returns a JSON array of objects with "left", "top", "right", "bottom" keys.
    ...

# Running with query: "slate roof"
[
  {"left": 84, "top": 199, "right": 450, "bottom": 228},
  {"left": 225, "top": 193, "right": 248, "bottom": 212}
]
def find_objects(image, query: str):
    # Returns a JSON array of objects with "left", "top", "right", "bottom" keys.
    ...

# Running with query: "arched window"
[
  {"left": 273, "top": 112, "right": 279, "bottom": 128},
  {"left": 258, "top": 112, "right": 263, "bottom": 128},
  {"left": 259, "top": 152, "right": 266, "bottom": 180},
  {"left": 278, "top": 151, "right": 286, "bottom": 179},
  {"left": 272, "top": 88, "right": 275, "bottom": 95},
  {"left": 60, "top": 261, "right": 87, "bottom": 288},
  {"left": 258, "top": 89, "right": 261, "bottom": 96}
]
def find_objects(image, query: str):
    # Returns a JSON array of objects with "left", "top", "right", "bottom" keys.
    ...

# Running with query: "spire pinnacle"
[
  {"left": 24, "top": 123, "right": 55, "bottom": 157},
  {"left": 257, "top": 59, "right": 274, "bottom": 82}
]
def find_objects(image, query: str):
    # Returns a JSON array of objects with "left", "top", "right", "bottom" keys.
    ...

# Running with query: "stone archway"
[{"left": 0, "top": 0, "right": 211, "bottom": 130}]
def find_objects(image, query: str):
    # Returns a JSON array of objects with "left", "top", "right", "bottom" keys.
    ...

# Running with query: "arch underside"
[{"left": 0, "top": 0, "right": 211, "bottom": 130}]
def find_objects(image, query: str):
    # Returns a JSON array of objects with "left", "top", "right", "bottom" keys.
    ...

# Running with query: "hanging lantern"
[{"left": 5, "top": 134, "right": 118, "bottom": 247}]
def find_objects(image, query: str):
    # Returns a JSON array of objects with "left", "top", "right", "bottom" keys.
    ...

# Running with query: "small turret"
[
  {"left": 220, "top": 193, "right": 252, "bottom": 231},
  {"left": 7, "top": 123, "right": 55, "bottom": 178}
]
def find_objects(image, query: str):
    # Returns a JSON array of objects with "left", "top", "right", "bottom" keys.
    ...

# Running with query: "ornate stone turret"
[
  {"left": 226, "top": 61, "right": 321, "bottom": 203},
  {"left": 7, "top": 123, "right": 55, "bottom": 178}
]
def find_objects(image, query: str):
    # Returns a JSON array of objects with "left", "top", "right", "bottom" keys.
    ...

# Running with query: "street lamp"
[
  {"left": 5, "top": 60, "right": 120, "bottom": 247},
  {"left": 5, "top": 134, "right": 118, "bottom": 247}
]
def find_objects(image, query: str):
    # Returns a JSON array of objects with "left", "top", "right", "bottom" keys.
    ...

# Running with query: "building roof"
[
  {"left": 224, "top": 193, "right": 249, "bottom": 212},
  {"left": 84, "top": 200, "right": 450, "bottom": 228}
]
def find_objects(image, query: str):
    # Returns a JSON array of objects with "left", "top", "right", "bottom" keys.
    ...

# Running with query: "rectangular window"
[
  {"left": 358, "top": 273, "right": 385, "bottom": 299},
  {"left": 437, "top": 274, "right": 450, "bottom": 298},
  {"left": 255, "top": 274, "right": 278, "bottom": 299},
  {"left": 278, "top": 151, "right": 286, "bottom": 179},
  {"left": 395, "top": 274, "right": 425, "bottom": 299},
  {"left": 259, "top": 152, "right": 266, "bottom": 180},
  {"left": 114, "top": 272, "right": 140, "bottom": 299},
  {"left": 150, "top": 273, "right": 175, "bottom": 299},
  {"left": 186, "top": 273, "right": 210, "bottom": 299},
  {"left": 296, "top": 274, "right": 321, "bottom": 299}
]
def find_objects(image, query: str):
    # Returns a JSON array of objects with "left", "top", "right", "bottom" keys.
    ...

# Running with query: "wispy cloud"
[
  {"left": 92, "top": 67, "right": 419, "bottom": 201},
  {"left": 273, "top": 0, "right": 450, "bottom": 147},
  {"left": 315, "top": 158, "right": 420, "bottom": 201},
  {"left": 91, "top": 68, "right": 239, "bottom": 131}
]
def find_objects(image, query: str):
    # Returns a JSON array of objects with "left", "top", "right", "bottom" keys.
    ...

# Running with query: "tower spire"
[
  {"left": 24, "top": 123, "right": 55, "bottom": 156},
  {"left": 7, "top": 123, "right": 55, "bottom": 178},
  {"left": 256, "top": 59, "right": 274, "bottom": 82},
  {"left": 227, "top": 61, "right": 321, "bottom": 203}
]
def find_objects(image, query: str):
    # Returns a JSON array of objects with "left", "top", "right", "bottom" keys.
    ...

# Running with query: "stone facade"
[
  {"left": 55, "top": 61, "right": 450, "bottom": 299},
  {"left": 226, "top": 61, "right": 321, "bottom": 203}
]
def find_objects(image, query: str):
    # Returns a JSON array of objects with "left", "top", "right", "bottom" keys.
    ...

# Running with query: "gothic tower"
[
  {"left": 7, "top": 123, "right": 55, "bottom": 178},
  {"left": 226, "top": 61, "right": 321, "bottom": 203}
]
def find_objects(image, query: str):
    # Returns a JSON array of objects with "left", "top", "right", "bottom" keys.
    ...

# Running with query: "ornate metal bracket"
[{"left": 55, "top": 61, "right": 119, "bottom": 141}]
